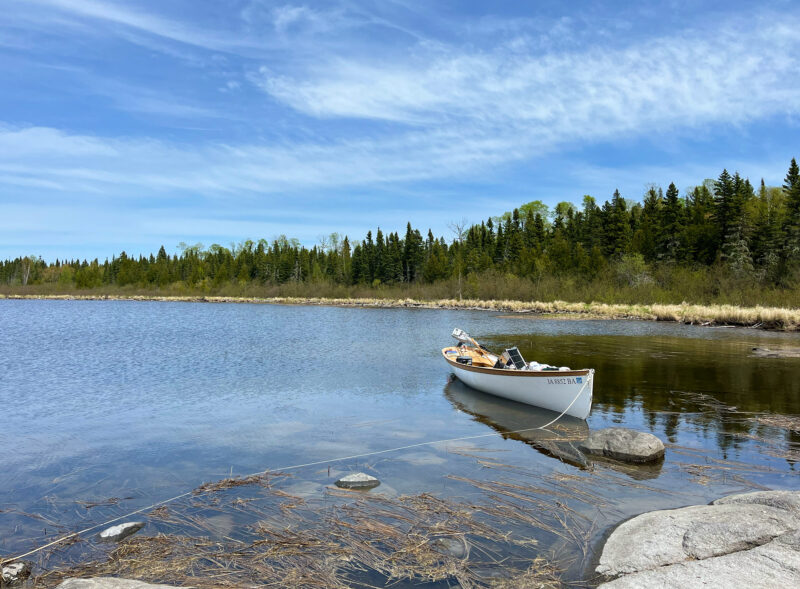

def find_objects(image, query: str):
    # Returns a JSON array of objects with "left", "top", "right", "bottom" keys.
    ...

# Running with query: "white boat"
[{"left": 442, "top": 328, "right": 594, "bottom": 420}]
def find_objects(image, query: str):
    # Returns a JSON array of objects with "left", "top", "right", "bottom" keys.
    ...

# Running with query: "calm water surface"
[{"left": 1, "top": 300, "right": 799, "bottom": 584}]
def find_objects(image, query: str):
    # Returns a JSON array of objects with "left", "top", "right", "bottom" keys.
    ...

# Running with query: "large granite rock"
[
  {"left": 712, "top": 489, "right": 800, "bottom": 512},
  {"left": 57, "top": 579, "right": 178, "bottom": 589},
  {"left": 97, "top": 521, "right": 145, "bottom": 543},
  {"left": 597, "top": 490, "right": 800, "bottom": 588},
  {"left": 579, "top": 428, "right": 664, "bottom": 463},
  {"left": 1, "top": 561, "right": 31, "bottom": 586},
  {"left": 599, "top": 529, "right": 800, "bottom": 588}
]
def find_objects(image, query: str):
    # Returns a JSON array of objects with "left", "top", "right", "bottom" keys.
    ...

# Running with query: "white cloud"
[
  {"left": 253, "top": 14, "right": 800, "bottom": 147},
  {"left": 220, "top": 80, "right": 241, "bottom": 93},
  {"left": 271, "top": 5, "right": 315, "bottom": 33},
  {"left": 16, "top": 0, "right": 253, "bottom": 54},
  {"left": 0, "top": 125, "right": 521, "bottom": 197}
]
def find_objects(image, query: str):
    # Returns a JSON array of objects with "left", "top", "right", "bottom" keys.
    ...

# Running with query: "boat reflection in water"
[
  {"left": 445, "top": 380, "right": 665, "bottom": 479},
  {"left": 445, "top": 378, "right": 590, "bottom": 468}
]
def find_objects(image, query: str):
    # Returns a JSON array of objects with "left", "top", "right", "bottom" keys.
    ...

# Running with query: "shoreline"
[{"left": 2, "top": 293, "right": 798, "bottom": 330}]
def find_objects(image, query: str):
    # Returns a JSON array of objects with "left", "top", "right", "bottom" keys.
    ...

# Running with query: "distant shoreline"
[{"left": 2, "top": 293, "right": 798, "bottom": 330}]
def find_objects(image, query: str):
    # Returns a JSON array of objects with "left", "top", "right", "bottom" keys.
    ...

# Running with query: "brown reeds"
[
  {"left": 33, "top": 486, "right": 565, "bottom": 588},
  {"left": 4, "top": 292, "right": 798, "bottom": 329},
  {"left": 29, "top": 460, "right": 592, "bottom": 589},
  {"left": 750, "top": 414, "right": 800, "bottom": 432}
]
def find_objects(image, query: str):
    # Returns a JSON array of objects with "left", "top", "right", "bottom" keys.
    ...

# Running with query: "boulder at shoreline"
[
  {"left": 579, "top": 428, "right": 665, "bottom": 463},
  {"left": 596, "top": 490, "right": 800, "bottom": 588}
]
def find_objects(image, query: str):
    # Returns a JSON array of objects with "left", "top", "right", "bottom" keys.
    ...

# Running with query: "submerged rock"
[
  {"left": 597, "top": 490, "right": 800, "bottom": 588},
  {"left": 56, "top": 579, "right": 178, "bottom": 589},
  {"left": 1, "top": 561, "right": 31, "bottom": 586},
  {"left": 430, "top": 536, "right": 470, "bottom": 559},
  {"left": 98, "top": 521, "right": 145, "bottom": 543},
  {"left": 579, "top": 428, "right": 664, "bottom": 464},
  {"left": 751, "top": 347, "right": 800, "bottom": 358},
  {"left": 334, "top": 473, "right": 380, "bottom": 490}
]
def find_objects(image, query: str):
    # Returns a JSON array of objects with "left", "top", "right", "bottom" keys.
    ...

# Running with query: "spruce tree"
[
  {"left": 602, "top": 189, "right": 632, "bottom": 258},
  {"left": 659, "top": 183, "right": 684, "bottom": 262},
  {"left": 713, "top": 169, "right": 734, "bottom": 255},
  {"left": 636, "top": 186, "right": 661, "bottom": 262},
  {"left": 783, "top": 158, "right": 800, "bottom": 261}
]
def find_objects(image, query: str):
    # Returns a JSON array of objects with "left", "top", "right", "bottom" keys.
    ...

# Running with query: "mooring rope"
[{"left": 4, "top": 372, "right": 593, "bottom": 564}]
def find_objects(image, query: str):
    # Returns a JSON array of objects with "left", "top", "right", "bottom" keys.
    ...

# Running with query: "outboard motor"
[{"left": 451, "top": 328, "right": 474, "bottom": 345}]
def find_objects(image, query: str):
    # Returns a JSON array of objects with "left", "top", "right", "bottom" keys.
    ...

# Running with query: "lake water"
[{"left": 1, "top": 300, "right": 799, "bottom": 586}]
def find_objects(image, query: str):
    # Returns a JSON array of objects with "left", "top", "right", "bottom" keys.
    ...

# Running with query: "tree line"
[{"left": 3, "top": 158, "right": 799, "bottom": 301}]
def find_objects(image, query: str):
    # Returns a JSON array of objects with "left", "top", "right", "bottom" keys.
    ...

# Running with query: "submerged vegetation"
[{"left": 3, "top": 159, "right": 800, "bottom": 311}]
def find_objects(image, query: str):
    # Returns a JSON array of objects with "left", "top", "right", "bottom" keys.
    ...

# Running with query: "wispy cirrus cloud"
[
  {"left": 255, "top": 14, "right": 800, "bottom": 142},
  {"left": 0, "top": 124, "right": 520, "bottom": 197},
  {"left": 11, "top": 0, "right": 408, "bottom": 59},
  {"left": 21, "top": 0, "right": 239, "bottom": 52}
]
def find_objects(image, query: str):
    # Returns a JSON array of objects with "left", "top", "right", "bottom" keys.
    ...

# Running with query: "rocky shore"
[{"left": 596, "top": 490, "right": 800, "bottom": 588}]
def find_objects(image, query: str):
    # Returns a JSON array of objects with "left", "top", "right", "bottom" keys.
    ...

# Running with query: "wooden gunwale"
[{"left": 442, "top": 349, "right": 590, "bottom": 378}]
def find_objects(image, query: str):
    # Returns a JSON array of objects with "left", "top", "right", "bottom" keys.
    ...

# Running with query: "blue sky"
[{"left": 1, "top": 0, "right": 799, "bottom": 260}]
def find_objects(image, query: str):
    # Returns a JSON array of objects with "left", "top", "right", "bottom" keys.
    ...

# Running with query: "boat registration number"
[{"left": 547, "top": 377, "right": 582, "bottom": 385}]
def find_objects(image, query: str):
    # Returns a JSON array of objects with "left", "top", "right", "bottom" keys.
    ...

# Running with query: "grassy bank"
[{"left": 2, "top": 290, "right": 799, "bottom": 330}]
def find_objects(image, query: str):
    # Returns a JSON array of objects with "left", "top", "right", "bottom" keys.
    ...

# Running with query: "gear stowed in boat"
[{"left": 442, "top": 328, "right": 594, "bottom": 420}]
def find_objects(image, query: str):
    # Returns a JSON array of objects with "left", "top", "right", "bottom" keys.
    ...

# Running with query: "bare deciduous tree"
[
  {"left": 20, "top": 256, "right": 35, "bottom": 286},
  {"left": 448, "top": 218, "right": 469, "bottom": 301}
]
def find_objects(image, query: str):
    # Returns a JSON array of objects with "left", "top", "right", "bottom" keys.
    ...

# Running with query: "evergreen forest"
[{"left": 3, "top": 159, "right": 800, "bottom": 307}]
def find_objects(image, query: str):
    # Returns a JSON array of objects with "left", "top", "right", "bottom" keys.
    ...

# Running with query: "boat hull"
[{"left": 444, "top": 354, "right": 593, "bottom": 420}]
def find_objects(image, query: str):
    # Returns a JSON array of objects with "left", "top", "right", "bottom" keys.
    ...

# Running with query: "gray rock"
[
  {"left": 97, "top": 521, "right": 145, "bottom": 543},
  {"left": 579, "top": 428, "right": 665, "bottom": 463},
  {"left": 713, "top": 489, "right": 800, "bottom": 514},
  {"left": 430, "top": 536, "right": 470, "bottom": 559},
  {"left": 597, "top": 502, "right": 800, "bottom": 576},
  {"left": 1, "top": 561, "right": 31, "bottom": 586},
  {"left": 334, "top": 473, "right": 380, "bottom": 490},
  {"left": 56, "top": 579, "right": 178, "bottom": 589},
  {"left": 598, "top": 529, "right": 800, "bottom": 588}
]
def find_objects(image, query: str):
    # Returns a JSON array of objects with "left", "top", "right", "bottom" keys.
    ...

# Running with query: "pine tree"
[
  {"left": 635, "top": 186, "right": 661, "bottom": 262},
  {"left": 783, "top": 158, "right": 800, "bottom": 261},
  {"left": 403, "top": 223, "right": 424, "bottom": 282},
  {"left": 602, "top": 189, "right": 632, "bottom": 258},
  {"left": 579, "top": 196, "right": 603, "bottom": 252},
  {"left": 713, "top": 169, "right": 735, "bottom": 256},
  {"left": 659, "top": 183, "right": 684, "bottom": 261}
]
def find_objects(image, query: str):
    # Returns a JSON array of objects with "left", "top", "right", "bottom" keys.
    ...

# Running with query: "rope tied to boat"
[{"left": 3, "top": 371, "right": 594, "bottom": 565}]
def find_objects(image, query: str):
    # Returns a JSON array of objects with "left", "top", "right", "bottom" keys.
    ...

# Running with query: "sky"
[{"left": 1, "top": 0, "right": 799, "bottom": 260}]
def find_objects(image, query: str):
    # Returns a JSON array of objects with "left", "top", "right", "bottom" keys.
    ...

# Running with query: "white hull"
[{"left": 447, "top": 361, "right": 594, "bottom": 420}]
